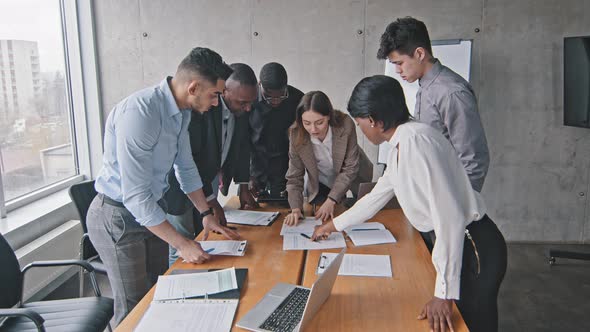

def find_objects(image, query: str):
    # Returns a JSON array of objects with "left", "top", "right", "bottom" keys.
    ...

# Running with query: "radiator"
[{"left": 15, "top": 220, "right": 83, "bottom": 301}]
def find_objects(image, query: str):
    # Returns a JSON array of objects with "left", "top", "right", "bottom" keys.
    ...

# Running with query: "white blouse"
[
  {"left": 333, "top": 121, "right": 486, "bottom": 300},
  {"left": 310, "top": 126, "right": 336, "bottom": 188}
]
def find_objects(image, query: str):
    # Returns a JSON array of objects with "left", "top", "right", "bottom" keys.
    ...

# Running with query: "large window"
[{"left": 0, "top": 0, "right": 101, "bottom": 215}]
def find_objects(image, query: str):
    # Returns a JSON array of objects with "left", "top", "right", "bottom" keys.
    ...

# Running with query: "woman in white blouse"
[
  {"left": 312, "top": 76, "right": 507, "bottom": 332},
  {"left": 284, "top": 91, "right": 372, "bottom": 224}
]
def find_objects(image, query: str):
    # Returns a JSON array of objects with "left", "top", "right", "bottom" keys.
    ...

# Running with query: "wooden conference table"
[{"left": 116, "top": 198, "right": 468, "bottom": 332}]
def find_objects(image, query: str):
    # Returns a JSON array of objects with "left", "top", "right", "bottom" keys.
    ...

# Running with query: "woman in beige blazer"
[{"left": 284, "top": 91, "right": 373, "bottom": 224}]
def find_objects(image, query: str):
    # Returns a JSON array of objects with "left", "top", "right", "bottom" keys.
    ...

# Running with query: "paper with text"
[
  {"left": 347, "top": 229, "right": 397, "bottom": 247},
  {"left": 198, "top": 240, "right": 247, "bottom": 256},
  {"left": 153, "top": 267, "right": 238, "bottom": 301},
  {"left": 283, "top": 232, "right": 346, "bottom": 250},
  {"left": 280, "top": 217, "right": 322, "bottom": 235},
  {"left": 224, "top": 210, "right": 279, "bottom": 226},
  {"left": 135, "top": 299, "right": 238, "bottom": 332},
  {"left": 316, "top": 253, "right": 393, "bottom": 277},
  {"left": 343, "top": 222, "right": 386, "bottom": 233}
]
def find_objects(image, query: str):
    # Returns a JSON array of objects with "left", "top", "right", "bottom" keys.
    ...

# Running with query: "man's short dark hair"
[
  {"left": 177, "top": 47, "right": 233, "bottom": 83},
  {"left": 347, "top": 75, "right": 411, "bottom": 131},
  {"left": 229, "top": 63, "right": 257, "bottom": 86},
  {"left": 377, "top": 17, "right": 433, "bottom": 59},
  {"left": 259, "top": 62, "right": 288, "bottom": 90}
]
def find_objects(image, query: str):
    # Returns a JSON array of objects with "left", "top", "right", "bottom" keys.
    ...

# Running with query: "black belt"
[
  {"left": 99, "top": 193, "right": 168, "bottom": 212},
  {"left": 99, "top": 193, "right": 125, "bottom": 208}
]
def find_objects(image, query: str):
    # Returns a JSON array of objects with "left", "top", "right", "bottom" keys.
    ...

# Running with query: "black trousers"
[
  {"left": 456, "top": 215, "right": 507, "bottom": 332},
  {"left": 265, "top": 155, "right": 289, "bottom": 196}
]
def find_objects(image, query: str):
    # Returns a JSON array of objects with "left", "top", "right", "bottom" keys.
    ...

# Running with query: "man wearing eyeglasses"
[
  {"left": 163, "top": 63, "right": 259, "bottom": 266},
  {"left": 249, "top": 62, "right": 304, "bottom": 199}
]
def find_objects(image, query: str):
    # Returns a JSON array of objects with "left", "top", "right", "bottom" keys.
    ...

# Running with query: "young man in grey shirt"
[{"left": 377, "top": 17, "right": 490, "bottom": 192}]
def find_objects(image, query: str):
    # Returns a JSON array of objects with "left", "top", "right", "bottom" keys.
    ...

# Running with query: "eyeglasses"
[{"left": 260, "top": 84, "right": 289, "bottom": 104}]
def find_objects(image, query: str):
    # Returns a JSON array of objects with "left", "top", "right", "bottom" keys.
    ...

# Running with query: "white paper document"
[
  {"left": 346, "top": 229, "right": 397, "bottom": 247},
  {"left": 198, "top": 240, "right": 247, "bottom": 256},
  {"left": 224, "top": 209, "right": 279, "bottom": 226},
  {"left": 135, "top": 299, "right": 238, "bottom": 332},
  {"left": 283, "top": 232, "right": 346, "bottom": 250},
  {"left": 316, "top": 253, "right": 393, "bottom": 277},
  {"left": 153, "top": 267, "right": 238, "bottom": 301},
  {"left": 343, "top": 222, "right": 386, "bottom": 233},
  {"left": 280, "top": 217, "right": 322, "bottom": 235}
]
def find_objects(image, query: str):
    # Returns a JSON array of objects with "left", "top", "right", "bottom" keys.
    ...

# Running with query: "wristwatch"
[{"left": 199, "top": 208, "right": 214, "bottom": 218}]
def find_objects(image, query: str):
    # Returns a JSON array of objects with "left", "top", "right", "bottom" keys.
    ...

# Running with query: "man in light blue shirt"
[{"left": 87, "top": 47, "right": 239, "bottom": 325}]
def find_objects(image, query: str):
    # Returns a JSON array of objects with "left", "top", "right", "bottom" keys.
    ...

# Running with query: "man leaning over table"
[{"left": 87, "top": 47, "right": 240, "bottom": 325}]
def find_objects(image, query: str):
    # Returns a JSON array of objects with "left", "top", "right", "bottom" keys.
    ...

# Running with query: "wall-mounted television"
[{"left": 564, "top": 36, "right": 590, "bottom": 128}]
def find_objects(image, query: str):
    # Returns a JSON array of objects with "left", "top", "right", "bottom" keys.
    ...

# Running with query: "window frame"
[{"left": 0, "top": 0, "right": 103, "bottom": 217}]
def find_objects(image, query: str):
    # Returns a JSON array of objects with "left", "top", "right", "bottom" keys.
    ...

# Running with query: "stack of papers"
[
  {"left": 198, "top": 240, "right": 247, "bottom": 256},
  {"left": 224, "top": 210, "right": 279, "bottom": 226},
  {"left": 153, "top": 267, "right": 238, "bottom": 301},
  {"left": 346, "top": 229, "right": 396, "bottom": 247},
  {"left": 316, "top": 253, "right": 392, "bottom": 277},
  {"left": 283, "top": 232, "right": 346, "bottom": 250},
  {"left": 136, "top": 268, "right": 240, "bottom": 332},
  {"left": 135, "top": 300, "right": 238, "bottom": 332},
  {"left": 280, "top": 217, "right": 322, "bottom": 235},
  {"left": 343, "top": 222, "right": 386, "bottom": 232},
  {"left": 343, "top": 222, "right": 397, "bottom": 247}
]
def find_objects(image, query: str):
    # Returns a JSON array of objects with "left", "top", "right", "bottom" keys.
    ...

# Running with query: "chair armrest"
[
  {"left": 22, "top": 259, "right": 95, "bottom": 275},
  {"left": 0, "top": 308, "right": 45, "bottom": 332}
]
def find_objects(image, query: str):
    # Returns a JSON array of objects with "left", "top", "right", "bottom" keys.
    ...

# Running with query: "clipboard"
[{"left": 169, "top": 268, "right": 248, "bottom": 300}]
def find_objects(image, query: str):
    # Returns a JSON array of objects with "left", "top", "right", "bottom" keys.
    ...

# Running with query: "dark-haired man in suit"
[{"left": 164, "top": 63, "right": 258, "bottom": 265}]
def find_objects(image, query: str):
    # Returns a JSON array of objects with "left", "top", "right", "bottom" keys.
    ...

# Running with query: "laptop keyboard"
[{"left": 259, "top": 287, "right": 311, "bottom": 332}]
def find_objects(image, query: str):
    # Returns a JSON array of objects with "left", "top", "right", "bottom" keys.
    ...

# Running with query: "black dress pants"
[{"left": 456, "top": 215, "right": 507, "bottom": 332}]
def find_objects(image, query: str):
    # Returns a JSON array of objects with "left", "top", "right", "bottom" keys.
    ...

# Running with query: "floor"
[{"left": 44, "top": 243, "right": 590, "bottom": 331}]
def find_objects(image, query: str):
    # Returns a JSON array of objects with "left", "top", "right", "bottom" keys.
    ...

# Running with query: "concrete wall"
[{"left": 92, "top": 0, "right": 590, "bottom": 243}]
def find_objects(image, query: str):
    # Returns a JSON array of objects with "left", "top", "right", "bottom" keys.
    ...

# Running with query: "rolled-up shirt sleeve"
[
  {"left": 401, "top": 134, "right": 474, "bottom": 300},
  {"left": 440, "top": 90, "right": 490, "bottom": 192},
  {"left": 174, "top": 110, "right": 203, "bottom": 195},
  {"left": 116, "top": 107, "right": 167, "bottom": 227}
]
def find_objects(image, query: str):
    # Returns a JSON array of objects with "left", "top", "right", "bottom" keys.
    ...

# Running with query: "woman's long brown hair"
[{"left": 291, "top": 91, "right": 343, "bottom": 147}]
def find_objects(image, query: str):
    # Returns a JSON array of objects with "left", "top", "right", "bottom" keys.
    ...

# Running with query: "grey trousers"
[{"left": 86, "top": 195, "right": 168, "bottom": 326}]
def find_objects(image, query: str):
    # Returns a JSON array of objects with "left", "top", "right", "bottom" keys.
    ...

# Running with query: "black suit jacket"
[
  {"left": 249, "top": 85, "right": 304, "bottom": 185},
  {"left": 164, "top": 96, "right": 252, "bottom": 215}
]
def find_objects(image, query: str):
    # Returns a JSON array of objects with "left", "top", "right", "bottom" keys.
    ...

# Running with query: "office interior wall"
[{"left": 92, "top": 0, "right": 590, "bottom": 243}]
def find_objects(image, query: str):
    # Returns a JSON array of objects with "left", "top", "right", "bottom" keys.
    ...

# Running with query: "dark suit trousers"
[{"left": 266, "top": 155, "right": 289, "bottom": 195}]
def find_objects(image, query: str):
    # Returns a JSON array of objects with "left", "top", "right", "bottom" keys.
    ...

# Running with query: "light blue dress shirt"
[{"left": 95, "top": 77, "right": 203, "bottom": 227}]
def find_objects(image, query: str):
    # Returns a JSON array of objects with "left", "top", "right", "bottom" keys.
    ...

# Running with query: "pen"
[
  {"left": 300, "top": 233, "right": 312, "bottom": 240},
  {"left": 350, "top": 228, "right": 380, "bottom": 231},
  {"left": 205, "top": 248, "right": 215, "bottom": 253}
]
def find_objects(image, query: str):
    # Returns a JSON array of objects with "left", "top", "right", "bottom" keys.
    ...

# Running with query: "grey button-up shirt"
[{"left": 415, "top": 60, "right": 490, "bottom": 192}]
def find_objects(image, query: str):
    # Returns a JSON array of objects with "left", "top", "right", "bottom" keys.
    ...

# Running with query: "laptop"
[
  {"left": 256, "top": 189, "right": 289, "bottom": 203},
  {"left": 237, "top": 248, "right": 346, "bottom": 332}
]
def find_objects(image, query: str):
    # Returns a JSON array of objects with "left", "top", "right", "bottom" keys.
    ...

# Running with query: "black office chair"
[
  {"left": 0, "top": 233, "right": 113, "bottom": 331},
  {"left": 68, "top": 180, "right": 107, "bottom": 296}
]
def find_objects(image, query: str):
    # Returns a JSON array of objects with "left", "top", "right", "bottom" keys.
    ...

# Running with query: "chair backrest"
[
  {"left": 68, "top": 180, "right": 97, "bottom": 234},
  {"left": 357, "top": 182, "right": 401, "bottom": 209},
  {"left": 69, "top": 180, "right": 99, "bottom": 260},
  {"left": 0, "top": 233, "right": 23, "bottom": 308}
]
